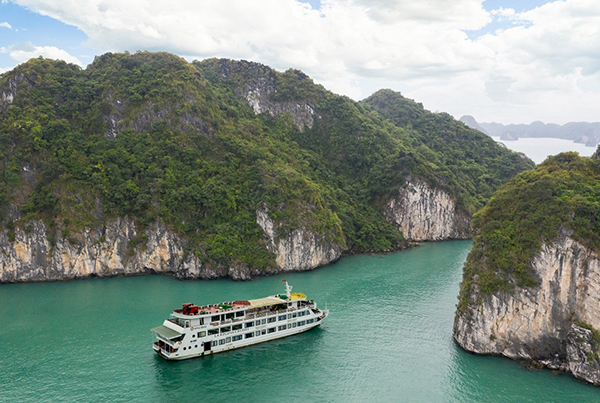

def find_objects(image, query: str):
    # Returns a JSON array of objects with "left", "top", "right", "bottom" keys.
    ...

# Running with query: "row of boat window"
[
  {"left": 207, "top": 308, "right": 311, "bottom": 323},
  {"left": 198, "top": 311, "right": 312, "bottom": 338},
  {"left": 181, "top": 319, "right": 318, "bottom": 351},
  {"left": 210, "top": 311, "right": 245, "bottom": 322},
  {"left": 194, "top": 319, "right": 316, "bottom": 340},
  {"left": 208, "top": 319, "right": 316, "bottom": 347}
]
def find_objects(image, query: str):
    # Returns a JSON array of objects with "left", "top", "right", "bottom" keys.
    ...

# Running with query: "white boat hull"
[{"left": 155, "top": 311, "right": 327, "bottom": 360}]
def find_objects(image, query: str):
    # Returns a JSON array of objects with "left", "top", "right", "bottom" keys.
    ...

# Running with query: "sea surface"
[
  {"left": 491, "top": 136, "right": 595, "bottom": 164},
  {"left": 2, "top": 241, "right": 600, "bottom": 402}
]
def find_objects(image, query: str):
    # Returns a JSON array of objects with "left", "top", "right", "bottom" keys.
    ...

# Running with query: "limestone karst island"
[
  {"left": 0, "top": 52, "right": 531, "bottom": 282},
  {"left": 454, "top": 150, "right": 600, "bottom": 385}
]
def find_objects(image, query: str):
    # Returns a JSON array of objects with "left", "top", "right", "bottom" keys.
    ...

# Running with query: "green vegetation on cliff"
[
  {"left": 0, "top": 51, "right": 532, "bottom": 273},
  {"left": 458, "top": 151, "right": 600, "bottom": 310},
  {"left": 363, "top": 89, "right": 534, "bottom": 213}
]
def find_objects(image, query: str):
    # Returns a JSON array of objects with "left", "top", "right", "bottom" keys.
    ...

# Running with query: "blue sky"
[
  {"left": 0, "top": 1, "right": 92, "bottom": 67},
  {"left": 1, "top": 0, "right": 599, "bottom": 124}
]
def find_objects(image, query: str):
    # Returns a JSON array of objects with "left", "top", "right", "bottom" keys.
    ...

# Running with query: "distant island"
[{"left": 460, "top": 115, "right": 600, "bottom": 147}]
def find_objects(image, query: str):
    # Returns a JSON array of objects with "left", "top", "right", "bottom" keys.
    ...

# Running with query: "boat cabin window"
[
  {"left": 211, "top": 341, "right": 218, "bottom": 347},
  {"left": 197, "top": 331, "right": 206, "bottom": 338},
  {"left": 245, "top": 321, "right": 254, "bottom": 328},
  {"left": 233, "top": 335, "right": 242, "bottom": 341},
  {"left": 232, "top": 324, "right": 242, "bottom": 331},
  {"left": 235, "top": 311, "right": 244, "bottom": 317},
  {"left": 245, "top": 333, "right": 254, "bottom": 339},
  {"left": 298, "top": 321, "right": 306, "bottom": 326},
  {"left": 268, "top": 327, "right": 276, "bottom": 333},
  {"left": 208, "top": 329, "right": 219, "bottom": 335},
  {"left": 220, "top": 326, "right": 231, "bottom": 333},
  {"left": 278, "top": 325, "right": 286, "bottom": 331},
  {"left": 261, "top": 319, "right": 266, "bottom": 325},
  {"left": 226, "top": 337, "right": 231, "bottom": 343},
  {"left": 226, "top": 313, "right": 234, "bottom": 319},
  {"left": 307, "top": 319, "right": 314, "bottom": 324},
  {"left": 211, "top": 315, "right": 220, "bottom": 322},
  {"left": 278, "top": 315, "right": 286, "bottom": 321},
  {"left": 268, "top": 317, "right": 276, "bottom": 323},
  {"left": 219, "top": 339, "right": 226, "bottom": 345}
]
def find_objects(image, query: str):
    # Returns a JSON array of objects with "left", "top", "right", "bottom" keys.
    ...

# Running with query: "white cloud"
[
  {"left": 490, "top": 7, "right": 516, "bottom": 18},
  {"left": 12, "top": 0, "right": 492, "bottom": 93},
  {"left": 0, "top": 21, "right": 12, "bottom": 29},
  {"left": 7, "top": 0, "right": 600, "bottom": 124},
  {"left": 1, "top": 42, "right": 83, "bottom": 66}
]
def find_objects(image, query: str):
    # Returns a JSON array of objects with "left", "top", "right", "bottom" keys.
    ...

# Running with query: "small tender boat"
[{"left": 151, "top": 280, "right": 328, "bottom": 360}]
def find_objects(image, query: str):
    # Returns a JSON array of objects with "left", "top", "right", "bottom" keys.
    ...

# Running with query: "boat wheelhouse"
[{"left": 151, "top": 280, "right": 328, "bottom": 360}]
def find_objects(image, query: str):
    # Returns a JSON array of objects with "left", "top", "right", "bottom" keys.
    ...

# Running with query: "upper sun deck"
[{"left": 171, "top": 292, "right": 308, "bottom": 319}]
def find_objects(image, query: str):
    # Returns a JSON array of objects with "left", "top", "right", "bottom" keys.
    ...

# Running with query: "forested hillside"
[
  {"left": 363, "top": 89, "right": 533, "bottom": 213},
  {"left": 0, "top": 52, "right": 533, "bottom": 280}
]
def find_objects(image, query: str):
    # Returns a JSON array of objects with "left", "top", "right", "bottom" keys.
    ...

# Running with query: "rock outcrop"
[
  {"left": 0, "top": 210, "right": 346, "bottom": 283},
  {"left": 383, "top": 178, "right": 470, "bottom": 241},
  {"left": 206, "top": 59, "right": 320, "bottom": 131},
  {"left": 244, "top": 84, "right": 318, "bottom": 131},
  {"left": 0, "top": 218, "right": 222, "bottom": 283},
  {"left": 0, "top": 72, "right": 33, "bottom": 113},
  {"left": 454, "top": 233, "right": 600, "bottom": 385},
  {"left": 256, "top": 206, "right": 343, "bottom": 272}
]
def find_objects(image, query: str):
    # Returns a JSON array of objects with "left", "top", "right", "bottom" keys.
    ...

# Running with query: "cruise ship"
[{"left": 151, "top": 280, "right": 329, "bottom": 360}]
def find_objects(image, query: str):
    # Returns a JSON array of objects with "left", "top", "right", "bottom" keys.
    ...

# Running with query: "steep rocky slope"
[
  {"left": 363, "top": 89, "right": 533, "bottom": 239},
  {"left": 383, "top": 178, "right": 470, "bottom": 241},
  {"left": 0, "top": 52, "right": 531, "bottom": 282},
  {"left": 454, "top": 151, "right": 600, "bottom": 385}
]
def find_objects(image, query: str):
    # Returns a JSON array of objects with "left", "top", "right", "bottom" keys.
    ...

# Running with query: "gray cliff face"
[
  {"left": 244, "top": 83, "right": 318, "bottom": 131},
  {"left": 565, "top": 324, "right": 600, "bottom": 385},
  {"left": 0, "top": 210, "right": 343, "bottom": 283},
  {"left": 256, "top": 206, "right": 342, "bottom": 272},
  {"left": 103, "top": 93, "right": 126, "bottom": 139},
  {"left": 384, "top": 178, "right": 470, "bottom": 241},
  {"left": 454, "top": 234, "right": 600, "bottom": 385},
  {"left": 214, "top": 59, "right": 319, "bottom": 131},
  {"left": 102, "top": 94, "right": 209, "bottom": 139},
  {"left": 1, "top": 72, "right": 33, "bottom": 113},
  {"left": 0, "top": 218, "right": 226, "bottom": 282}
]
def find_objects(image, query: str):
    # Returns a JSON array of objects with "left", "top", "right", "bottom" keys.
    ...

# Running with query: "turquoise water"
[{"left": 2, "top": 241, "right": 600, "bottom": 402}]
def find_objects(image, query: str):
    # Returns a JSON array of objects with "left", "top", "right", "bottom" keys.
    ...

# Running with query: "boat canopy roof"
[
  {"left": 247, "top": 297, "right": 286, "bottom": 308},
  {"left": 290, "top": 292, "right": 306, "bottom": 300},
  {"left": 151, "top": 325, "right": 182, "bottom": 339}
]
